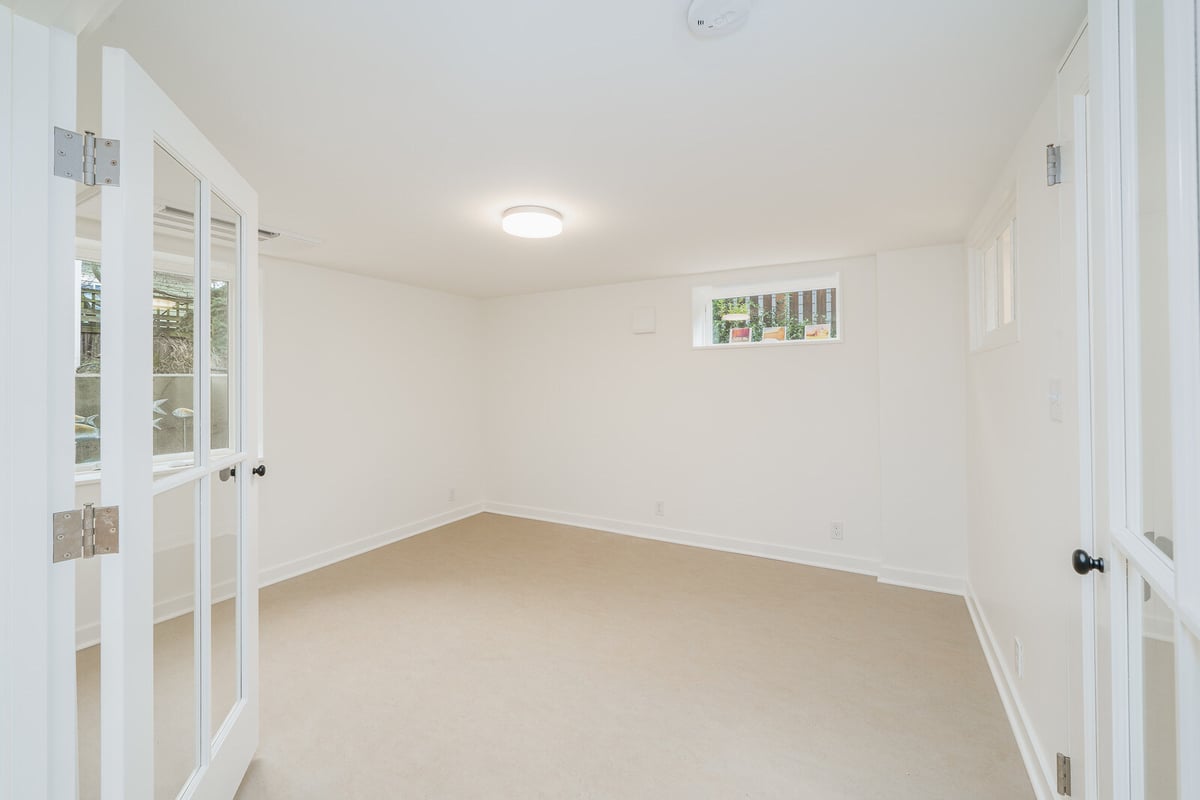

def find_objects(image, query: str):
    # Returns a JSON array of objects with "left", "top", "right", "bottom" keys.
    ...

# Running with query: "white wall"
[
  {"left": 256, "top": 257, "right": 486, "bottom": 581},
  {"left": 75, "top": 257, "right": 487, "bottom": 645},
  {"left": 483, "top": 250, "right": 969, "bottom": 589},
  {"left": 876, "top": 245, "right": 969, "bottom": 591},
  {"left": 964, "top": 81, "right": 1083, "bottom": 798}
]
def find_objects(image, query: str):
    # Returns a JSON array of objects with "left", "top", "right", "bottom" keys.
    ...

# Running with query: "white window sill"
[{"left": 693, "top": 338, "right": 842, "bottom": 351}]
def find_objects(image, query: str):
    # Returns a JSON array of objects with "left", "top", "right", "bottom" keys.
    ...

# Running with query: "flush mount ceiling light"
[{"left": 502, "top": 206, "right": 563, "bottom": 239}]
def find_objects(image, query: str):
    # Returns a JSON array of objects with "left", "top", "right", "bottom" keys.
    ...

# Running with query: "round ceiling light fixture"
[{"left": 502, "top": 206, "right": 563, "bottom": 239}]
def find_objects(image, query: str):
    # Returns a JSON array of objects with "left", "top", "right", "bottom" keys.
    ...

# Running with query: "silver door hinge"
[
  {"left": 53, "top": 127, "right": 120, "bottom": 187},
  {"left": 1046, "top": 143, "right": 1062, "bottom": 186},
  {"left": 1056, "top": 752, "right": 1072, "bottom": 796},
  {"left": 53, "top": 503, "right": 119, "bottom": 563}
]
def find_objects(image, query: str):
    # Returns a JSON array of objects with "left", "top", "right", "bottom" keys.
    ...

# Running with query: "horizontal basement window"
[{"left": 692, "top": 274, "right": 841, "bottom": 348}]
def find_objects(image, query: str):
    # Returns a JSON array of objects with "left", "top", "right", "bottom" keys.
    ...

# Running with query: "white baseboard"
[
  {"left": 483, "top": 502, "right": 884, "bottom": 577},
  {"left": 77, "top": 501, "right": 966, "bottom": 650},
  {"left": 964, "top": 586, "right": 1056, "bottom": 800},
  {"left": 258, "top": 502, "right": 485, "bottom": 589},
  {"left": 75, "top": 503, "right": 486, "bottom": 651},
  {"left": 876, "top": 565, "right": 966, "bottom": 596}
]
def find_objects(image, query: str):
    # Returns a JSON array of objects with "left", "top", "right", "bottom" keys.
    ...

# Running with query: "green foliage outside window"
[{"left": 710, "top": 289, "right": 838, "bottom": 345}]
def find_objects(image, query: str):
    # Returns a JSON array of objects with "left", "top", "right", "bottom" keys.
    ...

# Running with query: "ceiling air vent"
[{"left": 155, "top": 205, "right": 317, "bottom": 245}]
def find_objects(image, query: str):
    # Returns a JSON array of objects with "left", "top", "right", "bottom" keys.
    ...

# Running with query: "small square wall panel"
[{"left": 632, "top": 306, "right": 656, "bottom": 335}]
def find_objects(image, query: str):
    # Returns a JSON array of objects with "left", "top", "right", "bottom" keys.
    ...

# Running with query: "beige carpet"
[{"left": 82, "top": 513, "right": 1033, "bottom": 799}]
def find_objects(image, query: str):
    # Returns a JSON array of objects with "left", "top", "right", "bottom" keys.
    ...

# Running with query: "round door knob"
[
  {"left": 251, "top": 464, "right": 266, "bottom": 477},
  {"left": 1072, "top": 548, "right": 1105, "bottom": 575}
]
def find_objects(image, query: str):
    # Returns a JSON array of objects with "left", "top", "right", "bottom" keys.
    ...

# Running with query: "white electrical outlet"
[
  {"left": 655, "top": 500, "right": 665, "bottom": 517},
  {"left": 1014, "top": 637, "right": 1024, "bottom": 679},
  {"left": 448, "top": 487, "right": 456, "bottom": 503},
  {"left": 830, "top": 522, "right": 845, "bottom": 541}
]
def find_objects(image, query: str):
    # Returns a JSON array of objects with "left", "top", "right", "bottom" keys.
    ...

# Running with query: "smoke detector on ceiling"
[{"left": 687, "top": 0, "right": 751, "bottom": 37}]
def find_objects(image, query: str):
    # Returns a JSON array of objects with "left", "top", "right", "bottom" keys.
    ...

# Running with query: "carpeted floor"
[{"left": 80, "top": 513, "right": 1033, "bottom": 799}]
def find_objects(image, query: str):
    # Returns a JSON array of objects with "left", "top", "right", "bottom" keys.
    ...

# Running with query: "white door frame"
[
  {"left": 0, "top": 9, "right": 81, "bottom": 800},
  {"left": 1056, "top": 22, "right": 1101, "bottom": 799},
  {"left": 1091, "top": 0, "right": 1200, "bottom": 796}
]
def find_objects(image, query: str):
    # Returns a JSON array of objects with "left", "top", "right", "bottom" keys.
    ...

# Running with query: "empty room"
[{"left": 3, "top": 0, "right": 1199, "bottom": 798}]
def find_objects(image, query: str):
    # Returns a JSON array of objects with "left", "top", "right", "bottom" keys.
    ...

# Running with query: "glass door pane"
[
  {"left": 152, "top": 145, "right": 200, "bottom": 470},
  {"left": 1132, "top": 0, "right": 1176, "bottom": 563},
  {"left": 153, "top": 481, "right": 199, "bottom": 798},
  {"left": 210, "top": 192, "right": 239, "bottom": 456},
  {"left": 1131, "top": 570, "right": 1178, "bottom": 799},
  {"left": 212, "top": 468, "right": 241, "bottom": 741}
]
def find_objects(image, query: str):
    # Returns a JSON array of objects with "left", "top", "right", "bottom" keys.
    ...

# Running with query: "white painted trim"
[
  {"left": 484, "top": 502, "right": 970, "bottom": 593},
  {"left": 875, "top": 565, "right": 966, "bottom": 596},
  {"left": 77, "top": 499, "right": 972, "bottom": 653},
  {"left": 968, "top": 200, "right": 1020, "bottom": 352},
  {"left": 692, "top": 337, "right": 843, "bottom": 351},
  {"left": 965, "top": 587, "right": 1057, "bottom": 800},
  {"left": 258, "top": 503, "right": 485, "bottom": 589},
  {"left": 73, "top": 503, "right": 488, "bottom": 649}
]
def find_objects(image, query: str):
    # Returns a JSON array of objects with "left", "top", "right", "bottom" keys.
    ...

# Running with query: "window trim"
[
  {"left": 691, "top": 272, "right": 843, "bottom": 349},
  {"left": 969, "top": 194, "right": 1019, "bottom": 352}
]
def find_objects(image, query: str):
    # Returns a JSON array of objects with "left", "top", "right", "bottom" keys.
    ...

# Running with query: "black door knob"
[
  {"left": 251, "top": 464, "right": 266, "bottom": 477},
  {"left": 1072, "top": 549, "right": 1104, "bottom": 575}
]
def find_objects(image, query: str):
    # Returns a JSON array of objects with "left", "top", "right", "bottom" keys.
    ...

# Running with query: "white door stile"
[
  {"left": 1106, "top": 554, "right": 1131, "bottom": 800},
  {"left": 1, "top": 11, "right": 51, "bottom": 800},
  {"left": 0, "top": 10, "right": 15, "bottom": 799},
  {"left": 46, "top": 20, "right": 80, "bottom": 800},
  {"left": 100, "top": 43, "right": 157, "bottom": 800},
  {"left": 1163, "top": 0, "right": 1200, "bottom": 638},
  {"left": 0, "top": 10, "right": 79, "bottom": 800},
  {"left": 1164, "top": 0, "right": 1200, "bottom": 795},
  {"left": 1123, "top": 569, "right": 1145, "bottom": 799},
  {"left": 195, "top": 176, "right": 214, "bottom": 788},
  {"left": 1092, "top": 1, "right": 1126, "bottom": 795},
  {"left": 1062, "top": 27, "right": 1101, "bottom": 797}
]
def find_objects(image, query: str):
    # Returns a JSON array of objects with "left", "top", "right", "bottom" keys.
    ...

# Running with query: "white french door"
[
  {"left": 93, "top": 46, "right": 262, "bottom": 800},
  {"left": 1090, "top": 0, "right": 1200, "bottom": 797}
]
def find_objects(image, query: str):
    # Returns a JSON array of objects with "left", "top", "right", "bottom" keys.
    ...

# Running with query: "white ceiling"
[{"left": 78, "top": 0, "right": 1085, "bottom": 298}]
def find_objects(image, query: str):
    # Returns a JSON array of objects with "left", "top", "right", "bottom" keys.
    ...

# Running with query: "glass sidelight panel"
[
  {"left": 211, "top": 467, "right": 241, "bottom": 740},
  {"left": 1132, "top": 0, "right": 1175, "bottom": 562},
  {"left": 210, "top": 192, "right": 239, "bottom": 455},
  {"left": 153, "top": 481, "right": 199, "bottom": 798},
  {"left": 152, "top": 144, "right": 201, "bottom": 468}
]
